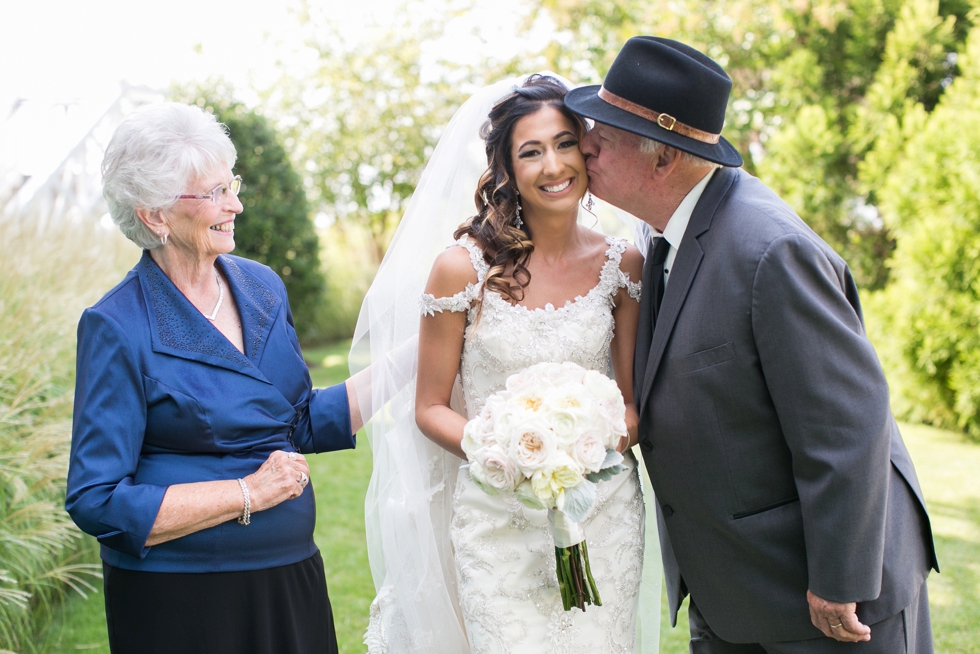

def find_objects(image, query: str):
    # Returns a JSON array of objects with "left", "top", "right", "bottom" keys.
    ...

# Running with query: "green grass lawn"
[{"left": 42, "top": 341, "right": 980, "bottom": 653}]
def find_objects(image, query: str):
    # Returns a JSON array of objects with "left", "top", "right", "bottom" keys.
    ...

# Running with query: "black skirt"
[{"left": 103, "top": 551, "right": 337, "bottom": 654}]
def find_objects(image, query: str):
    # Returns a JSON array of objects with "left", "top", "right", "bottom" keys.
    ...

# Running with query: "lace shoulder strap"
[
  {"left": 454, "top": 235, "right": 489, "bottom": 282},
  {"left": 419, "top": 236, "right": 488, "bottom": 316},
  {"left": 598, "top": 236, "right": 642, "bottom": 303}
]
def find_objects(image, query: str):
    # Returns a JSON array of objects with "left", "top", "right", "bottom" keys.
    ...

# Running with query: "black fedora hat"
[{"left": 565, "top": 36, "right": 743, "bottom": 167}]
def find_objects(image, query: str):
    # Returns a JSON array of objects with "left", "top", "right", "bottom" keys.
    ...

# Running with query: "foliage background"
[
  {"left": 3, "top": 0, "right": 980, "bottom": 651},
  {"left": 0, "top": 220, "right": 135, "bottom": 652}
]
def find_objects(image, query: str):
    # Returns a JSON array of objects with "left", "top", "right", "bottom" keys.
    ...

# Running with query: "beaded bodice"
[{"left": 420, "top": 235, "right": 641, "bottom": 420}]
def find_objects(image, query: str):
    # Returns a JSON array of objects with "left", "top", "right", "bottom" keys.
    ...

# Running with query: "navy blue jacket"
[{"left": 66, "top": 251, "right": 354, "bottom": 572}]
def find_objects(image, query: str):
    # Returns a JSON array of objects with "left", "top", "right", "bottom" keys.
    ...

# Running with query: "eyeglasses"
[{"left": 176, "top": 176, "right": 243, "bottom": 205}]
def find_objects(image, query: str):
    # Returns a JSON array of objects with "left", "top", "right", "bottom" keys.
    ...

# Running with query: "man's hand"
[{"left": 807, "top": 590, "right": 871, "bottom": 642}]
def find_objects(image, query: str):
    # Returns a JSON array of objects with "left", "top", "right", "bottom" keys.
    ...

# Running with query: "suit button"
[
  {"left": 662, "top": 504, "right": 674, "bottom": 517},
  {"left": 640, "top": 440, "right": 653, "bottom": 452}
]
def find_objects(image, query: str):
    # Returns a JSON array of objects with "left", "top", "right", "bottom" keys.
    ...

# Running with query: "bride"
[{"left": 353, "top": 74, "right": 660, "bottom": 653}]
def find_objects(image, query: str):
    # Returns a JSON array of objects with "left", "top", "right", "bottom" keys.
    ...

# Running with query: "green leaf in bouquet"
[
  {"left": 601, "top": 448, "right": 624, "bottom": 469},
  {"left": 586, "top": 449, "right": 626, "bottom": 483},
  {"left": 515, "top": 480, "right": 548, "bottom": 510},
  {"left": 586, "top": 465, "right": 626, "bottom": 483},
  {"left": 558, "top": 481, "right": 597, "bottom": 523}
]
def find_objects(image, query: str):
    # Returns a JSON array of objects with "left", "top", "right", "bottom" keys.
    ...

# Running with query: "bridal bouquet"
[{"left": 460, "top": 361, "right": 629, "bottom": 612}]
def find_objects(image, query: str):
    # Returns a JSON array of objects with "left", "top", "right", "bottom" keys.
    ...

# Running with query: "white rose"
[
  {"left": 572, "top": 430, "right": 607, "bottom": 472},
  {"left": 461, "top": 419, "right": 485, "bottom": 459},
  {"left": 549, "top": 386, "right": 600, "bottom": 435},
  {"left": 480, "top": 445, "right": 520, "bottom": 493},
  {"left": 510, "top": 418, "right": 555, "bottom": 475},
  {"left": 596, "top": 398, "right": 627, "bottom": 448},
  {"left": 545, "top": 406, "right": 580, "bottom": 447},
  {"left": 491, "top": 405, "right": 521, "bottom": 448},
  {"left": 505, "top": 370, "right": 538, "bottom": 393},
  {"left": 467, "top": 458, "right": 497, "bottom": 496},
  {"left": 513, "top": 389, "right": 546, "bottom": 416},
  {"left": 583, "top": 370, "right": 622, "bottom": 402},
  {"left": 545, "top": 362, "right": 586, "bottom": 387}
]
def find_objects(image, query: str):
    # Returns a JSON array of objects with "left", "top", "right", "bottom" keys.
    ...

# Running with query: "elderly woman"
[{"left": 66, "top": 103, "right": 360, "bottom": 654}]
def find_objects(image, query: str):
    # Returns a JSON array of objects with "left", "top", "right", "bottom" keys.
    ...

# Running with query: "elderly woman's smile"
[{"left": 163, "top": 165, "right": 243, "bottom": 257}]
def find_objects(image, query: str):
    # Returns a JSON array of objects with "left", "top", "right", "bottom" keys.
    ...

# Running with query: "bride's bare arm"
[
  {"left": 415, "top": 246, "right": 479, "bottom": 459},
  {"left": 610, "top": 243, "right": 644, "bottom": 452}
]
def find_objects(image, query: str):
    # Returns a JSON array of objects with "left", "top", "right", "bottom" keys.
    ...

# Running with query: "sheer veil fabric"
[{"left": 350, "top": 73, "right": 661, "bottom": 653}]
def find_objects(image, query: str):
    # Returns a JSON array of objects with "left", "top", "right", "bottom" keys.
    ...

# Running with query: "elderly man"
[{"left": 566, "top": 37, "right": 937, "bottom": 653}]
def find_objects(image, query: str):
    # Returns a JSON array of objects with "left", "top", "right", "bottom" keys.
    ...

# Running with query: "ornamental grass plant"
[{"left": 0, "top": 215, "right": 137, "bottom": 653}]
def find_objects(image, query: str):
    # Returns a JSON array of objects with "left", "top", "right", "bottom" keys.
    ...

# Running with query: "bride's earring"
[
  {"left": 514, "top": 190, "right": 524, "bottom": 229},
  {"left": 584, "top": 192, "right": 595, "bottom": 212}
]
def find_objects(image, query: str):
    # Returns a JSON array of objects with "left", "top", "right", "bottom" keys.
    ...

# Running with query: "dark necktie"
[{"left": 648, "top": 236, "right": 670, "bottom": 325}]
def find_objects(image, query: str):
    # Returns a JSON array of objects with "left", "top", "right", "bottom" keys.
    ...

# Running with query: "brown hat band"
[{"left": 598, "top": 87, "right": 721, "bottom": 145}]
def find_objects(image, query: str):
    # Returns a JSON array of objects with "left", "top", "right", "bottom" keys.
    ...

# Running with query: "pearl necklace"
[{"left": 204, "top": 269, "right": 224, "bottom": 321}]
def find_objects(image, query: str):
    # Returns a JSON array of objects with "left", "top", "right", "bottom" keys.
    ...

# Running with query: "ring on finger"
[
  {"left": 288, "top": 452, "right": 297, "bottom": 461},
  {"left": 830, "top": 623, "right": 843, "bottom": 629},
  {"left": 299, "top": 472, "right": 308, "bottom": 486}
]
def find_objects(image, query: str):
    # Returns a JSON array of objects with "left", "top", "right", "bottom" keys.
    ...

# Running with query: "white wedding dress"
[
  {"left": 356, "top": 73, "right": 661, "bottom": 654},
  {"left": 417, "top": 234, "right": 646, "bottom": 653}
]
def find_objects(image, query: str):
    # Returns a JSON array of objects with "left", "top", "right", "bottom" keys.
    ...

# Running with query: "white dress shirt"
[{"left": 657, "top": 167, "right": 717, "bottom": 289}]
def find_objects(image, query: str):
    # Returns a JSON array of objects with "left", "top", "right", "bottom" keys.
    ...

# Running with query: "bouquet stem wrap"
[{"left": 549, "top": 509, "right": 601, "bottom": 611}]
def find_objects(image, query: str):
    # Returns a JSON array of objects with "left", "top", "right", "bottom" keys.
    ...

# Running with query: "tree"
[
  {"left": 870, "top": 18, "right": 980, "bottom": 438},
  {"left": 525, "top": 0, "right": 972, "bottom": 289},
  {"left": 173, "top": 82, "right": 326, "bottom": 343},
  {"left": 266, "top": 0, "right": 476, "bottom": 264}
]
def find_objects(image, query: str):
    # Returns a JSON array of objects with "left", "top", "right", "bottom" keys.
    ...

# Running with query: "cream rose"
[
  {"left": 478, "top": 445, "right": 520, "bottom": 493},
  {"left": 572, "top": 430, "right": 607, "bottom": 472},
  {"left": 510, "top": 419, "right": 555, "bottom": 475}
]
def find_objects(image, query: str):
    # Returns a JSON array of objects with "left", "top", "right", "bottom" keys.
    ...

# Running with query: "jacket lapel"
[
  {"left": 139, "top": 252, "right": 280, "bottom": 383},
  {"left": 638, "top": 167, "right": 739, "bottom": 415},
  {"left": 216, "top": 256, "right": 282, "bottom": 365}
]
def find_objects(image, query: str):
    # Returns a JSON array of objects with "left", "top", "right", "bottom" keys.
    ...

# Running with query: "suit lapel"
[
  {"left": 138, "top": 252, "right": 280, "bottom": 383},
  {"left": 638, "top": 167, "right": 739, "bottom": 415}
]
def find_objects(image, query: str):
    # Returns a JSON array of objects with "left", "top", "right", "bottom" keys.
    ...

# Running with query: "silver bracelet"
[{"left": 237, "top": 478, "right": 251, "bottom": 526}]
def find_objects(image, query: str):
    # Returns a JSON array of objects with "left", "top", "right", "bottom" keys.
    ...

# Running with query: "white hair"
[
  {"left": 638, "top": 135, "right": 720, "bottom": 170},
  {"left": 101, "top": 102, "right": 237, "bottom": 250}
]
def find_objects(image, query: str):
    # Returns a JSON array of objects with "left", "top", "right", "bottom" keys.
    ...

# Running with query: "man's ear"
[{"left": 652, "top": 146, "right": 684, "bottom": 180}]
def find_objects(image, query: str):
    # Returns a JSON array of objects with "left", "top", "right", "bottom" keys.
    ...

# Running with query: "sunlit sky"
[{"left": 0, "top": 0, "right": 539, "bottom": 181}]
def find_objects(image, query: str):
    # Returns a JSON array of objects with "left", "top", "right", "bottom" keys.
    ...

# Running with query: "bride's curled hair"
[{"left": 455, "top": 75, "right": 588, "bottom": 303}]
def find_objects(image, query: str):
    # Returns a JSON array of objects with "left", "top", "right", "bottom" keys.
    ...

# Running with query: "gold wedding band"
[{"left": 830, "top": 623, "right": 843, "bottom": 629}]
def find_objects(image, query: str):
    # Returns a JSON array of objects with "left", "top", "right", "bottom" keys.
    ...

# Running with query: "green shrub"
[
  {"left": 0, "top": 217, "right": 137, "bottom": 652},
  {"left": 873, "top": 21, "right": 980, "bottom": 439}
]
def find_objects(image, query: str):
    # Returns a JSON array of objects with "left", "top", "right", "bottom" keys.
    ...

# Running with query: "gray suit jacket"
[{"left": 634, "top": 167, "right": 938, "bottom": 643}]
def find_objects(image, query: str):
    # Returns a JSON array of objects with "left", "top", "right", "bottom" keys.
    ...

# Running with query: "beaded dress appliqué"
[{"left": 421, "top": 235, "right": 646, "bottom": 654}]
